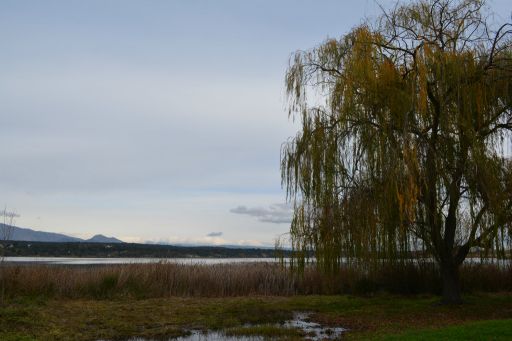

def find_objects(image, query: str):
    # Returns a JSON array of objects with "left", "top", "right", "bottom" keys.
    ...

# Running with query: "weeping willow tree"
[{"left": 281, "top": 0, "right": 512, "bottom": 303}]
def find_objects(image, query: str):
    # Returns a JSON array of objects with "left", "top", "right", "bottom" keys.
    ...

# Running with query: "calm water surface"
[
  {"left": 4, "top": 256, "right": 507, "bottom": 266},
  {"left": 3, "top": 256, "right": 281, "bottom": 265},
  {"left": 106, "top": 312, "right": 346, "bottom": 341}
]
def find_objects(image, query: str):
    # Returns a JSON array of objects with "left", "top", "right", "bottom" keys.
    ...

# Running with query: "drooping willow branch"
[{"left": 281, "top": 0, "right": 512, "bottom": 277}]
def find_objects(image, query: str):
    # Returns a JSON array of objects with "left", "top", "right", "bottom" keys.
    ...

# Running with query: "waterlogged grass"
[
  {"left": 226, "top": 324, "right": 305, "bottom": 338},
  {"left": 1, "top": 293, "right": 511, "bottom": 340}
]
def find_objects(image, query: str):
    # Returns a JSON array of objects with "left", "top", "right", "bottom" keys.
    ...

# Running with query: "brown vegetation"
[{"left": 3, "top": 261, "right": 511, "bottom": 299}]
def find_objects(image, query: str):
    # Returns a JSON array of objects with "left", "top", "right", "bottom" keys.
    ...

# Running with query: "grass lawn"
[
  {"left": 373, "top": 319, "right": 512, "bottom": 340},
  {"left": 1, "top": 293, "right": 511, "bottom": 340}
]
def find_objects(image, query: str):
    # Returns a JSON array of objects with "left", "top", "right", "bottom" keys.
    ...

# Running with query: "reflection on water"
[
  {"left": 111, "top": 312, "right": 346, "bottom": 341},
  {"left": 127, "top": 332, "right": 263, "bottom": 341},
  {"left": 283, "top": 312, "right": 346, "bottom": 340}
]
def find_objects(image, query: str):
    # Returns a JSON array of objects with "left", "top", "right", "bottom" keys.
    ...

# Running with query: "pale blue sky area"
[{"left": 0, "top": 1, "right": 510, "bottom": 245}]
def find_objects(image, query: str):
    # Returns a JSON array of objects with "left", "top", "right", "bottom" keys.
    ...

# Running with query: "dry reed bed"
[{"left": 2, "top": 261, "right": 511, "bottom": 298}]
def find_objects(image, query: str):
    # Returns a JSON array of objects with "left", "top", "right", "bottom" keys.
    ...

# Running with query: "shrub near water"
[{"left": 3, "top": 262, "right": 511, "bottom": 299}]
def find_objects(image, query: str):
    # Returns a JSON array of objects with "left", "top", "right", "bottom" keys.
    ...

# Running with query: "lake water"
[
  {"left": 3, "top": 256, "right": 281, "bottom": 265},
  {"left": 3, "top": 256, "right": 508, "bottom": 266}
]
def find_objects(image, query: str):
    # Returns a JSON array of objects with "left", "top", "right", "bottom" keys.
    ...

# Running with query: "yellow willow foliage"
[
  {"left": 350, "top": 28, "right": 379, "bottom": 83},
  {"left": 282, "top": 0, "right": 512, "bottom": 275},
  {"left": 416, "top": 48, "right": 429, "bottom": 117}
]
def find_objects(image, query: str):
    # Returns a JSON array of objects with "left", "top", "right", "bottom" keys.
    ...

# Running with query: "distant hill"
[
  {"left": 0, "top": 224, "right": 123, "bottom": 243},
  {"left": 0, "top": 225, "right": 290, "bottom": 259},
  {"left": 86, "top": 234, "right": 123, "bottom": 243},
  {"left": 3, "top": 240, "right": 285, "bottom": 258}
]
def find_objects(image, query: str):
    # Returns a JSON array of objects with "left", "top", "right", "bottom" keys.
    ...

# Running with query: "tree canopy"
[{"left": 281, "top": 0, "right": 512, "bottom": 303}]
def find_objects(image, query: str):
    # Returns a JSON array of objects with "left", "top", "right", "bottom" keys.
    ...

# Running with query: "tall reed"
[{"left": 3, "top": 261, "right": 511, "bottom": 299}]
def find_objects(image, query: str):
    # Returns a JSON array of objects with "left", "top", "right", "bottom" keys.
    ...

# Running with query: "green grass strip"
[{"left": 375, "top": 319, "right": 512, "bottom": 340}]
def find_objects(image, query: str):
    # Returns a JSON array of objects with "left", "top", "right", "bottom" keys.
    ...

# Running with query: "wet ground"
[
  {"left": 282, "top": 312, "right": 345, "bottom": 340},
  {"left": 120, "top": 312, "right": 346, "bottom": 341}
]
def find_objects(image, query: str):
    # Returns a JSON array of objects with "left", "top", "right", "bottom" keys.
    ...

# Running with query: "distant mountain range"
[
  {"left": 143, "top": 240, "right": 275, "bottom": 249},
  {"left": 0, "top": 224, "right": 280, "bottom": 249},
  {"left": 0, "top": 224, "right": 123, "bottom": 244}
]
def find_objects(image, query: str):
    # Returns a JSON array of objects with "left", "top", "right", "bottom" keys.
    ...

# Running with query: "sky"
[{"left": 1, "top": 1, "right": 510, "bottom": 246}]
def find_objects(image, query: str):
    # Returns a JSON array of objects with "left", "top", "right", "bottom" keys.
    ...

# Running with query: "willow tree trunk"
[{"left": 440, "top": 261, "right": 462, "bottom": 304}]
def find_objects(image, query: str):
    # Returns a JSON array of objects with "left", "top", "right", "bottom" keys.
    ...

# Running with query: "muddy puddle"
[
  {"left": 282, "top": 312, "right": 346, "bottom": 340},
  {"left": 119, "top": 312, "right": 346, "bottom": 340}
]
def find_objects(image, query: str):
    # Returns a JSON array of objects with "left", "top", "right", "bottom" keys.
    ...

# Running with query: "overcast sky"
[{"left": 1, "top": 0, "right": 510, "bottom": 246}]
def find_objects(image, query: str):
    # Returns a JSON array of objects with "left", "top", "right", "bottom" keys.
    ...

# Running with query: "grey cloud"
[
  {"left": 230, "top": 203, "right": 292, "bottom": 224},
  {"left": 0, "top": 67, "right": 288, "bottom": 194},
  {"left": 207, "top": 232, "right": 223, "bottom": 237}
]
